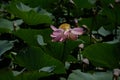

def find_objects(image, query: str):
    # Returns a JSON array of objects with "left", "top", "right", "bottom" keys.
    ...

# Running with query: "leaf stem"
[{"left": 114, "top": 9, "right": 118, "bottom": 39}]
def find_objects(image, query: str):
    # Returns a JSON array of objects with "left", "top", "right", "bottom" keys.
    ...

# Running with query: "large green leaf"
[
  {"left": 0, "top": 69, "right": 15, "bottom": 80},
  {"left": 0, "top": 19, "right": 14, "bottom": 33},
  {"left": 45, "top": 42, "right": 64, "bottom": 61},
  {"left": 13, "top": 29, "right": 51, "bottom": 46},
  {"left": 114, "top": 4, "right": 120, "bottom": 25},
  {"left": 14, "top": 46, "right": 66, "bottom": 74},
  {"left": 82, "top": 43, "right": 119, "bottom": 69},
  {"left": 101, "top": 8, "right": 116, "bottom": 23},
  {"left": 79, "top": 15, "right": 114, "bottom": 31},
  {"left": 68, "top": 69, "right": 119, "bottom": 80},
  {"left": 6, "top": 3, "right": 53, "bottom": 25},
  {"left": 79, "top": 18, "right": 93, "bottom": 30},
  {"left": 45, "top": 40, "right": 82, "bottom": 62},
  {"left": 0, "top": 40, "right": 14, "bottom": 57},
  {"left": 79, "top": 35, "right": 95, "bottom": 46},
  {"left": 74, "top": 0, "right": 96, "bottom": 8},
  {"left": 0, "top": 69, "right": 52, "bottom": 80},
  {"left": 65, "top": 40, "right": 82, "bottom": 57},
  {"left": 100, "top": 0, "right": 114, "bottom": 7},
  {"left": 66, "top": 55, "right": 77, "bottom": 62},
  {"left": 16, "top": 71, "right": 52, "bottom": 80},
  {"left": 12, "top": 0, "right": 58, "bottom": 11},
  {"left": 70, "top": 0, "right": 96, "bottom": 17},
  {"left": 11, "top": 26, "right": 81, "bottom": 63},
  {"left": 95, "top": 15, "right": 114, "bottom": 31},
  {"left": 93, "top": 13, "right": 113, "bottom": 31}
]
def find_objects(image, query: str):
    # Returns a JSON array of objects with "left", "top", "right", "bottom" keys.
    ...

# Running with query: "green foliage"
[
  {"left": 0, "top": 69, "right": 15, "bottom": 80},
  {"left": 12, "top": 0, "right": 58, "bottom": 11},
  {"left": 14, "top": 46, "right": 66, "bottom": 74},
  {"left": 45, "top": 40, "right": 82, "bottom": 61},
  {"left": 74, "top": 0, "right": 96, "bottom": 8},
  {"left": 0, "top": 40, "right": 14, "bottom": 57},
  {"left": 0, "top": 0, "right": 120, "bottom": 80},
  {"left": 82, "top": 43, "right": 119, "bottom": 69},
  {"left": 37, "top": 35, "right": 47, "bottom": 46},
  {"left": 6, "top": 3, "right": 53, "bottom": 25},
  {"left": 68, "top": 69, "right": 118, "bottom": 80},
  {"left": 13, "top": 29, "right": 51, "bottom": 46},
  {"left": 0, "top": 19, "right": 14, "bottom": 33},
  {"left": 0, "top": 69, "right": 52, "bottom": 80},
  {"left": 15, "top": 71, "right": 52, "bottom": 80}
]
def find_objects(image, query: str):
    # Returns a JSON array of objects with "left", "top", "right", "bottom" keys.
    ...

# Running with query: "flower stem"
[{"left": 61, "top": 41, "right": 67, "bottom": 62}]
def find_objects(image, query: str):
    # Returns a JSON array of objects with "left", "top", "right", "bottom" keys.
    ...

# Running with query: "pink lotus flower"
[{"left": 50, "top": 23, "right": 84, "bottom": 42}]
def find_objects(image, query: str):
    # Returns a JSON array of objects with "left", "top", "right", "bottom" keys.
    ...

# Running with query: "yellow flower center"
[{"left": 59, "top": 23, "right": 70, "bottom": 31}]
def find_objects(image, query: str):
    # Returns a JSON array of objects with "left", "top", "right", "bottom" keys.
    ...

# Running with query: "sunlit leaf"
[
  {"left": 16, "top": 2, "right": 32, "bottom": 11},
  {"left": 0, "top": 19, "right": 14, "bottom": 33},
  {"left": 12, "top": 69, "right": 25, "bottom": 76},
  {"left": 0, "top": 40, "right": 14, "bottom": 57},
  {"left": 68, "top": 69, "right": 118, "bottom": 80},
  {"left": 60, "top": 77, "right": 66, "bottom": 80},
  {"left": 39, "top": 66, "right": 55, "bottom": 73},
  {"left": 16, "top": 71, "right": 52, "bottom": 80},
  {"left": 37, "top": 35, "right": 47, "bottom": 46},
  {"left": 105, "top": 39, "right": 119, "bottom": 44},
  {"left": 68, "top": 70, "right": 95, "bottom": 80},
  {"left": 98, "top": 27, "right": 110, "bottom": 37},
  {"left": 13, "top": 19, "right": 23, "bottom": 26}
]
